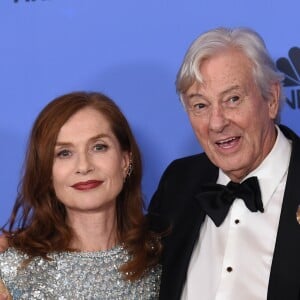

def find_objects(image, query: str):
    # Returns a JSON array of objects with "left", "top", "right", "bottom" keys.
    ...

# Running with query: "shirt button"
[
  {"left": 226, "top": 266, "right": 233, "bottom": 272},
  {"left": 234, "top": 219, "right": 240, "bottom": 224}
]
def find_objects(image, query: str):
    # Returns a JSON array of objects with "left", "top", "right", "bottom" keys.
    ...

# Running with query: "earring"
[{"left": 126, "top": 161, "right": 133, "bottom": 178}]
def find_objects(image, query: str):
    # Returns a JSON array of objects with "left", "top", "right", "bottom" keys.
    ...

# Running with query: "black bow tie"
[{"left": 195, "top": 176, "right": 264, "bottom": 227}]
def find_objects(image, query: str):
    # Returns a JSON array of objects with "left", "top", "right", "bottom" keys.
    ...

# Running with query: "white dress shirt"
[{"left": 181, "top": 126, "right": 292, "bottom": 300}]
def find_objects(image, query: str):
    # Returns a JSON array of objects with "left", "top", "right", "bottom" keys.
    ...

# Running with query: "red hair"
[{"left": 3, "top": 92, "right": 161, "bottom": 280}]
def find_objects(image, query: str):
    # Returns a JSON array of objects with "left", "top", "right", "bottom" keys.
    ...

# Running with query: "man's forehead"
[{"left": 185, "top": 81, "right": 245, "bottom": 99}]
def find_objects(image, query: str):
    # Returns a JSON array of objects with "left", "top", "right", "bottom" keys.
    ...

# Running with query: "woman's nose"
[{"left": 76, "top": 153, "right": 94, "bottom": 174}]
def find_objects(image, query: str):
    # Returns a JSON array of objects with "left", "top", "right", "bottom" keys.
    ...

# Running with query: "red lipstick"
[{"left": 71, "top": 180, "right": 102, "bottom": 191}]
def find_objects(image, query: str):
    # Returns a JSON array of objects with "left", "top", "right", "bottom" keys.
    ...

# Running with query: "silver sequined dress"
[{"left": 0, "top": 246, "right": 161, "bottom": 299}]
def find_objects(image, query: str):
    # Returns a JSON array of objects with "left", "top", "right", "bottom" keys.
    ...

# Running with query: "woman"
[{"left": 0, "top": 91, "right": 162, "bottom": 299}]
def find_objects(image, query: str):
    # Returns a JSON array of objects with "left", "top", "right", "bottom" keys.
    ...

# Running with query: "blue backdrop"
[{"left": 1, "top": 0, "right": 300, "bottom": 225}]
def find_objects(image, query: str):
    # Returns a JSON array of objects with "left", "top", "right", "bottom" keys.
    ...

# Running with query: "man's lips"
[
  {"left": 215, "top": 136, "right": 241, "bottom": 149},
  {"left": 71, "top": 180, "right": 103, "bottom": 191}
]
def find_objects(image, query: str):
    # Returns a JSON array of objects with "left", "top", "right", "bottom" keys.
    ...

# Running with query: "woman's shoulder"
[
  {"left": 0, "top": 247, "right": 26, "bottom": 258},
  {"left": 0, "top": 248, "right": 27, "bottom": 276}
]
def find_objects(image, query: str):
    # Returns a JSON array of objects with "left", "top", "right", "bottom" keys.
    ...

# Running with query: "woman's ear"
[{"left": 122, "top": 152, "right": 133, "bottom": 180}]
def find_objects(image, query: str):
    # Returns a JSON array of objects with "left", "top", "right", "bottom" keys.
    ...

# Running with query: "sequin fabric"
[{"left": 0, "top": 246, "right": 161, "bottom": 299}]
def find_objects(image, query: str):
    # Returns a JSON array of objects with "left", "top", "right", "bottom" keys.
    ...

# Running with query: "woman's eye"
[
  {"left": 93, "top": 143, "right": 108, "bottom": 151},
  {"left": 56, "top": 149, "right": 71, "bottom": 158}
]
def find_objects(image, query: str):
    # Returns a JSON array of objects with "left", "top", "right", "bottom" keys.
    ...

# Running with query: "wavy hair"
[
  {"left": 2, "top": 91, "right": 161, "bottom": 280},
  {"left": 176, "top": 27, "right": 285, "bottom": 120}
]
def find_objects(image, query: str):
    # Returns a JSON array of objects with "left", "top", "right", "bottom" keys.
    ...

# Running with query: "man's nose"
[{"left": 208, "top": 105, "right": 229, "bottom": 132}]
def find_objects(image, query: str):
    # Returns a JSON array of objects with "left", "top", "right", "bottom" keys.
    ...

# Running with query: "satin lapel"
[
  {"left": 268, "top": 128, "right": 300, "bottom": 300},
  {"left": 159, "top": 158, "right": 218, "bottom": 300},
  {"left": 159, "top": 196, "right": 206, "bottom": 300}
]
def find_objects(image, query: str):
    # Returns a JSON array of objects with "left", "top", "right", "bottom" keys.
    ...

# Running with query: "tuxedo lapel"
[
  {"left": 150, "top": 154, "right": 218, "bottom": 300},
  {"left": 268, "top": 126, "right": 300, "bottom": 299},
  {"left": 159, "top": 204, "right": 206, "bottom": 300}
]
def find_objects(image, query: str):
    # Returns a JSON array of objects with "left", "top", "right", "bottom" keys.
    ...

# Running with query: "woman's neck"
[{"left": 67, "top": 210, "right": 118, "bottom": 252}]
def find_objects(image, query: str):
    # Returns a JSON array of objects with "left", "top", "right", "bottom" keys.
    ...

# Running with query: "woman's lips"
[{"left": 71, "top": 180, "right": 102, "bottom": 191}]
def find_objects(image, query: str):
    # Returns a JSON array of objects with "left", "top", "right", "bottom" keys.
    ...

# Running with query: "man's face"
[{"left": 183, "top": 49, "right": 279, "bottom": 182}]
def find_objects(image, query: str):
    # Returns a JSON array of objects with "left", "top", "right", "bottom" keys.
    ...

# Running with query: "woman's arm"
[
  {"left": 0, "top": 237, "right": 10, "bottom": 299},
  {"left": 0, "top": 279, "right": 11, "bottom": 300},
  {"left": 0, "top": 235, "right": 12, "bottom": 300},
  {"left": 0, "top": 236, "right": 8, "bottom": 252}
]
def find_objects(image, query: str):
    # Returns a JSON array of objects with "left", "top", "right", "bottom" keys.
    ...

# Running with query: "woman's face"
[{"left": 52, "top": 107, "right": 130, "bottom": 217}]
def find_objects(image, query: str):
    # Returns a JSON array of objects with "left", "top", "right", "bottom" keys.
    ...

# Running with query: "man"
[{"left": 149, "top": 27, "right": 300, "bottom": 300}]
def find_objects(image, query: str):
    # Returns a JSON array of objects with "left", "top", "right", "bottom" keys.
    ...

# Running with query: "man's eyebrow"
[
  {"left": 187, "top": 93, "right": 203, "bottom": 99},
  {"left": 187, "top": 85, "right": 241, "bottom": 99},
  {"left": 219, "top": 85, "right": 241, "bottom": 97}
]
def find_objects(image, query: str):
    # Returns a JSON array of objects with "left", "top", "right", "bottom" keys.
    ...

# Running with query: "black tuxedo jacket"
[{"left": 148, "top": 125, "right": 300, "bottom": 300}]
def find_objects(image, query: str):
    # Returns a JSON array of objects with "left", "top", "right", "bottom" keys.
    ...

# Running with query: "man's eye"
[
  {"left": 228, "top": 96, "right": 240, "bottom": 103},
  {"left": 57, "top": 149, "right": 71, "bottom": 158},
  {"left": 193, "top": 103, "right": 206, "bottom": 110}
]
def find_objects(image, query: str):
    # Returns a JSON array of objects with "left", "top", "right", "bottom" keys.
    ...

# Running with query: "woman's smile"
[{"left": 71, "top": 180, "right": 103, "bottom": 191}]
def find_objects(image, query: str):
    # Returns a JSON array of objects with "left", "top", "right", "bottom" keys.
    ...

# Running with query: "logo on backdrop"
[{"left": 276, "top": 47, "right": 300, "bottom": 110}]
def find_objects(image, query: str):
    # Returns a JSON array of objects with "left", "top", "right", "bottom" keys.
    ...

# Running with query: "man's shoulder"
[
  {"left": 279, "top": 124, "right": 300, "bottom": 142},
  {"left": 162, "top": 152, "right": 217, "bottom": 182},
  {"left": 169, "top": 152, "right": 213, "bottom": 169}
]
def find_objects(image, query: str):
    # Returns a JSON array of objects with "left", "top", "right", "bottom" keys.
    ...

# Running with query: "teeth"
[{"left": 217, "top": 137, "right": 236, "bottom": 144}]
